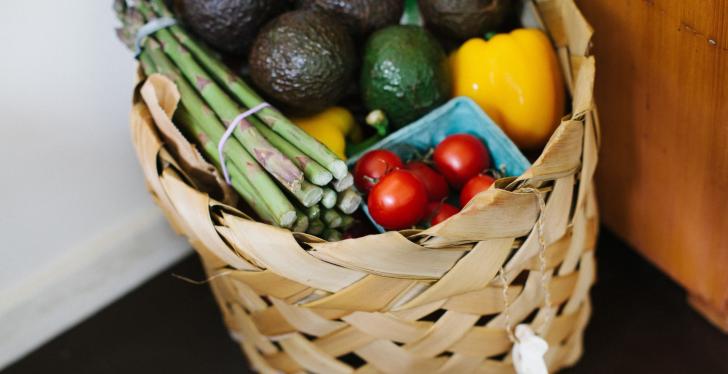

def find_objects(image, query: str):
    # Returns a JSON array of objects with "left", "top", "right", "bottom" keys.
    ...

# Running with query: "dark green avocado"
[
  {"left": 418, "top": 0, "right": 512, "bottom": 40},
  {"left": 361, "top": 25, "right": 451, "bottom": 128},
  {"left": 296, "top": 0, "right": 404, "bottom": 36},
  {"left": 176, "top": 0, "right": 288, "bottom": 55},
  {"left": 249, "top": 10, "right": 356, "bottom": 114}
]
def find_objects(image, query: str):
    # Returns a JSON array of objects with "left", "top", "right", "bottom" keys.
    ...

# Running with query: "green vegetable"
[
  {"left": 148, "top": 0, "right": 348, "bottom": 181},
  {"left": 136, "top": 2, "right": 306, "bottom": 193},
  {"left": 139, "top": 38, "right": 297, "bottom": 227},
  {"left": 322, "top": 209, "right": 343, "bottom": 229},
  {"left": 361, "top": 25, "right": 451, "bottom": 127},
  {"left": 321, "top": 188, "right": 337, "bottom": 209}
]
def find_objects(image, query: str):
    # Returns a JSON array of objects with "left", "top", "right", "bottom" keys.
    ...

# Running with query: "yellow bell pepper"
[
  {"left": 292, "top": 107, "right": 360, "bottom": 160},
  {"left": 450, "top": 29, "right": 565, "bottom": 149}
]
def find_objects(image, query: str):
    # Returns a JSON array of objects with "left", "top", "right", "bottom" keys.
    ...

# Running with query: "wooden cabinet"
[{"left": 574, "top": 0, "right": 728, "bottom": 331}]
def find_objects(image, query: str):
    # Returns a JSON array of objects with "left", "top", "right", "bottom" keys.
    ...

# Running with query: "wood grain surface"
[{"left": 575, "top": 0, "right": 728, "bottom": 331}]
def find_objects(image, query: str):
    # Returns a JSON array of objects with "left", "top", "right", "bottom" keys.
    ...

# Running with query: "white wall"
[{"left": 0, "top": 0, "right": 189, "bottom": 368}]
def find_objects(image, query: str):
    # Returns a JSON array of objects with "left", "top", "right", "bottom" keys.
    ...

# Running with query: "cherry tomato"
[
  {"left": 405, "top": 161, "right": 449, "bottom": 201},
  {"left": 425, "top": 202, "right": 460, "bottom": 226},
  {"left": 368, "top": 170, "right": 428, "bottom": 230},
  {"left": 353, "top": 149, "right": 403, "bottom": 192},
  {"left": 460, "top": 174, "right": 496, "bottom": 207},
  {"left": 434, "top": 134, "right": 491, "bottom": 188}
]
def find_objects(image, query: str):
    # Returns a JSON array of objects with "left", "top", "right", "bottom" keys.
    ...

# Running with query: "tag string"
[
  {"left": 499, "top": 266, "right": 517, "bottom": 343},
  {"left": 134, "top": 17, "right": 177, "bottom": 58},
  {"left": 500, "top": 187, "right": 552, "bottom": 342},
  {"left": 217, "top": 103, "right": 272, "bottom": 185}
]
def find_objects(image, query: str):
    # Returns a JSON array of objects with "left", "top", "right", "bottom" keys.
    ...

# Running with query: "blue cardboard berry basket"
[{"left": 347, "top": 97, "right": 531, "bottom": 232}]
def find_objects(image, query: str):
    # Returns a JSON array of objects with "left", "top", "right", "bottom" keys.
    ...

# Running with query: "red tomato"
[
  {"left": 425, "top": 202, "right": 460, "bottom": 226},
  {"left": 405, "top": 161, "right": 449, "bottom": 201},
  {"left": 368, "top": 170, "right": 428, "bottom": 230},
  {"left": 460, "top": 175, "right": 496, "bottom": 207},
  {"left": 434, "top": 134, "right": 491, "bottom": 188},
  {"left": 353, "top": 149, "right": 403, "bottom": 192}
]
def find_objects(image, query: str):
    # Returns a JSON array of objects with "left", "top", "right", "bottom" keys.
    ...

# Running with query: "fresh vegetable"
[
  {"left": 297, "top": 0, "right": 404, "bottom": 37},
  {"left": 418, "top": 0, "right": 512, "bottom": 40},
  {"left": 176, "top": 0, "right": 288, "bottom": 55},
  {"left": 425, "top": 202, "right": 459, "bottom": 226},
  {"left": 152, "top": 0, "right": 347, "bottom": 180},
  {"left": 307, "top": 218, "right": 325, "bottom": 235},
  {"left": 155, "top": 0, "right": 354, "bottom": 182},
  {"left": 293, "top": 107, "right": 361, "bottom": 160},
  {"left": 460, "top": 174, "right": 495, "bottom": 207},
  {"left": 368, "top": 170, "right": 428, "bottom": 230},
  {"left": 321, "top": 188, "right": 337, "bottom": 209},
  {"left": 115, "top": 0, "right": 361, "bottom": 232},
  {"left": 346, "top": 109, "right": 390, "bottom": 157},
  {"left": 405, "top": 161, "right": 449, "bottom": 201},
  {"left": 249, "top": 9, "right": 356, "bottom": 114},
  {"left": 353, "top": 149, "right": 403, "bottom": 192},
  {"left": 361, "top": 25, "right": 451, "bottom": 128},
  {"left": 294, "top": 117, "right": 347, "bottom": 160},
  {"left": 337, "top": 188, "right": 363, "bottom": 215},
  {"left": 434, "top": 134, "right": 491, "bottom": 188},
  {"left": 450, "top": 29, "right": 565, "bottom": 149}
]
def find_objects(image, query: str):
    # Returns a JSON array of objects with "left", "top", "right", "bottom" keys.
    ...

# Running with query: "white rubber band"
[
  {"left": 217, "top": 103, "right": 272, "bottom": 185},
  {"left": 134, "top": 17, "right": 176, "bottom": 57}
]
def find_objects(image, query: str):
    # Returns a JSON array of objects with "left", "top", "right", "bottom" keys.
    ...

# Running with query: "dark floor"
[{"left": 4, "top": 229, "right": 728, "bottom": 374}]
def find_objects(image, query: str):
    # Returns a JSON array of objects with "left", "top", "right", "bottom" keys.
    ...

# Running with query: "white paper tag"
[{"left": 512, "top": 324, "right": 549, "bottom": 374}]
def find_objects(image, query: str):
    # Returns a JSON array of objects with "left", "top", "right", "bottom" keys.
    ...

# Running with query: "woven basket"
[{"left": 129, "top": 0, "right": 598, "bottom": 372}]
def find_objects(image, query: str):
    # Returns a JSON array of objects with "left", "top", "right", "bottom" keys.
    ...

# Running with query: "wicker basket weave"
[{"left": 129, "top": 0, "right": 598, "bottom": 372}]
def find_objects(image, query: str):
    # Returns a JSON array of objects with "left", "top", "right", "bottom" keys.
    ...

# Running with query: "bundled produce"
[
  {"left": 115, "top": 0, "right": 360, "bottom": 234},
  {"left": 354, "top": 133, "right": 498, "bottom": 230}
]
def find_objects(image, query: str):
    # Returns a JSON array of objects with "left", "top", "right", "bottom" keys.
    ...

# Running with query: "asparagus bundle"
[{"left": 115, "top": 0, "right": 362, "bottom": 234}]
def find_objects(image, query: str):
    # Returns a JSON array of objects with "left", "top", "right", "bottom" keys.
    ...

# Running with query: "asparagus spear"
[
  {"left": 307, "top": 219, "right": 325, "bottom": 236},
  {"left": 324, "top": 229, "right": 343, "bottom": 242},
  {"left": 306, "top": 205, "right": 321, "bottom": 220},
  {"left": 321, "top": 188, "right": 337, "bottom": 209},
  {"left": 295, "top": 181, "right": 323, "bottom": 208},
  {"left": 340, "top": 215, "right": 356, "bottom": 231},
  {"left": 148, "top": 0, "right": 348, "bottom": 180},
  {"left": 134, "top": 3, "right": 306, "bottom": 193},
  {"left": 175, "top": 106, "right": 277, "bottom": 225},
  {"left": 322, "top": 209, "right": 343, "bottom": 229},
  {"left": 332, "top": 173, "right": 354, "bottom": 192},
  {"left": 293, "top": 210, "right": 310, "bottom": 233},
  {"left": 254, "top": 123, "right": 333, "bottom": 186},
  {"left": 139, "top": 37, "right": 296, "bottom": 227},
  {"left": 337, "top": 188, "right": 363, "bottom": 214}
]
